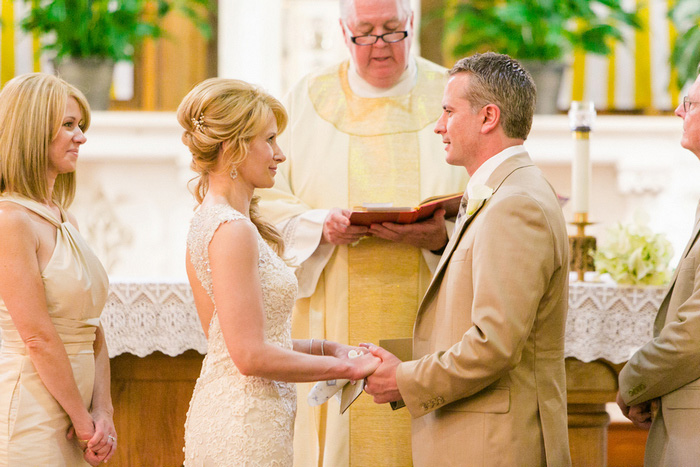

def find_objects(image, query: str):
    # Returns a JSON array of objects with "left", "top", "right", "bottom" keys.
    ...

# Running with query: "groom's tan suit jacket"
[
  {"left": 395, "top": 151, "right": 571, "bottom": 467},
  {"left": 619, "top": 201, "right": 700, "bottom": 466}
]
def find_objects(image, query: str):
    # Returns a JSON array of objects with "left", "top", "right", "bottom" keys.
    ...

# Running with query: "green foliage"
[
  {"left": 21, "top": 0, "right": 212, "bottom": 62},
  {"left": 669, "top": 0, "right": 700, "bottom": 89},
  {"left": 444, "top": 0, "right": 640, "bottom": 62},
  {"left": 593, "top": 211, "right": 674, "bottom": 286}
]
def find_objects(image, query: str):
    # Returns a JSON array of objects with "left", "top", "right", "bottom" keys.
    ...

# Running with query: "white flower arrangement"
[{"left": 592, "top": 211, "right": 674, "bottom": 286}]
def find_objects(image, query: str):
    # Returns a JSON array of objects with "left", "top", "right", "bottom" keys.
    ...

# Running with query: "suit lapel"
[
  {"left": 418, "top": 151, "right": 535, "bottom": 314},
  {"left": 677, "top": 203, "right": 700, "bottom": 265},
  {"left": 656, "top": 201, "right": 700, "bottom": 318},
  {"left": 433, "top": 204, "right": 479, "bottom": 277}
]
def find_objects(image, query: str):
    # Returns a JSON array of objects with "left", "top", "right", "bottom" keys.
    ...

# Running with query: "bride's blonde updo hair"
[{"left": 177, "top": 78, "right": 288, "bottom": 254}]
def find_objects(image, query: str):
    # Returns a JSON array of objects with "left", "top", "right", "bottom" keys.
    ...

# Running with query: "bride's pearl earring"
[{"left": 230, "top": 168, "right": 238, "bottom": 180}]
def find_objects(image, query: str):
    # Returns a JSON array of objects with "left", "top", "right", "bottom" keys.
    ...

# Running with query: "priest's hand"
[
  {"left": 368, "top": 209, "right": 447, "bottom": 251},
  {"left": 361, "top": 343, "right": 403, "bottom": 404},
  {"left": 322, "top": 208, "right": 369, "bottom": 245}
]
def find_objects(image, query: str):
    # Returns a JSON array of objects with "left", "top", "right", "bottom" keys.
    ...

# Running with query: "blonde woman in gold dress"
[{"left": 0, "top": 73, "right": 116, "bottom": 466}]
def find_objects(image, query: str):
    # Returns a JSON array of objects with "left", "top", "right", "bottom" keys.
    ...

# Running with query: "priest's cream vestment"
[{"left": 260, "top": 56, "right": 467, "bottom": 467}]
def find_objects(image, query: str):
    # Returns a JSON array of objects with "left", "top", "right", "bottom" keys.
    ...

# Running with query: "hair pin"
[{"left": 192, "top": 114, "right": 206, "bottom": 132}]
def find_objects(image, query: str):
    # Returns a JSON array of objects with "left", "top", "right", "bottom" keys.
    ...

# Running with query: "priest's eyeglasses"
[
  {"left": 344, "top": 23, "right": 408, "bottom": 46},
  {"left": 683, "top": 96, "right": 699, "bottom": 112}
]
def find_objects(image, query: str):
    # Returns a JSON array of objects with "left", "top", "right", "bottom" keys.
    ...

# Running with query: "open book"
[{"left": 349, "top": 192, "right": 463, "bottom": 226}]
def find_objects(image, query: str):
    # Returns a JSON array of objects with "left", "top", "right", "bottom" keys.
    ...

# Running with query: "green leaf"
[
  {"left": 440, "top": 0, "right": 640, "bottom": 63},
  {"left": 671, "top": 24, "right": 700, "bottom": 88},
  {"left": 20, "top": 0, "right": 211, "bottom": 61}
]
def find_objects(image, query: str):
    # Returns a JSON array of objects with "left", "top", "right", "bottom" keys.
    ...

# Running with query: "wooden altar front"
[
  {"left": 564, "top": 282, "right": 663, "bottom": 466},
  {"left": 100, "top": 280, "right": 662, "bottom": 466}
]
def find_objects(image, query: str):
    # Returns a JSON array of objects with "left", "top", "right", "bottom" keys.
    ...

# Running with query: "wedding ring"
[{"left": 108, "top": 435, "right": 116, "bottom": 443}]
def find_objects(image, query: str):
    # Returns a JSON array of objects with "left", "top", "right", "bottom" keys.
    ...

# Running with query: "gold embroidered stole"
[{"left": 309, "top": 59, "right": 444, "bottom": 466}]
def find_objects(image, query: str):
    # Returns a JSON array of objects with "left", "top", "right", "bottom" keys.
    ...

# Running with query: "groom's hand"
[{"left": 361, "top": 344, "right": 402, "bottom": 404}]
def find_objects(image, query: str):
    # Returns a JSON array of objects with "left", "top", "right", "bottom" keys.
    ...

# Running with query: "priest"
[{"left": 260, "top": 0, "right": 467, "bottom": 465}]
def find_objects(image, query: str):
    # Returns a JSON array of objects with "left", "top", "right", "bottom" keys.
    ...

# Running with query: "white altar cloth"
[
  {"left": 97, "top": 280, "right": 664, "bottom": 361},
  {"left": 565, "top": 282, "right": 665, "bottom": 364},
  {"left": 102, "top": 280, "right": 206, "bottom": 358}
]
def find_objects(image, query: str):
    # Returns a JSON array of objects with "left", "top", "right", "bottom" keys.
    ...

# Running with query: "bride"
[{"left": 177, "top": 78, "right": 380, "bottom": 466}]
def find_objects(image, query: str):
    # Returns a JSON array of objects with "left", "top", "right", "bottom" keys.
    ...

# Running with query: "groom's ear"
[{"left": 480, "top": 104, "right": 500, "bottom": 134}]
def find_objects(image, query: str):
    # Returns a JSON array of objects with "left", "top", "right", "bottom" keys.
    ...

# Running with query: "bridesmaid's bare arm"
[
  {"left": 0, "top": 205, "right": 95, "bottom": 440},
  {"left": 85, "top": 326, "right": 116, "bottom": 463}
]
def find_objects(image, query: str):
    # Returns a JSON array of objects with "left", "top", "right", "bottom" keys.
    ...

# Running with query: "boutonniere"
[{"left": 465, "top": 184, "right": 493, "bottom": 215}]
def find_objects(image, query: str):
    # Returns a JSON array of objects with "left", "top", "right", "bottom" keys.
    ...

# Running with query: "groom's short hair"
[{"left": 450, "top": 52, "right": 536, "bottom": 141}]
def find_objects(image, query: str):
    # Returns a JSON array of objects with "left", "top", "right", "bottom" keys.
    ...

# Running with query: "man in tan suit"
[
  {"left": 617, "top": 73, "right": 700, "bottom": 466},
  {"left": 363, "top": 52, "right": 571, "bottom": 466}
]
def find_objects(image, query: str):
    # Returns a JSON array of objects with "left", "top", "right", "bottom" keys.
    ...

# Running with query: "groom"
[{"left": 363, "top": 52, "right": 571, "bottom": 466}]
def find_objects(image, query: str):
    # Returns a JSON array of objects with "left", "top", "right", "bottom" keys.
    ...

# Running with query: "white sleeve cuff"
[{"left": 280, "top": 209, "right": 335, "bottom": 299}]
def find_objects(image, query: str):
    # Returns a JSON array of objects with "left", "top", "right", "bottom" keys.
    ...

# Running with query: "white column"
[
  {"left": 410, "top": 0, "right": 421, "bottom": 55},
  {"left": 218, "top": 0, "right": 283, "bottom": 97}
]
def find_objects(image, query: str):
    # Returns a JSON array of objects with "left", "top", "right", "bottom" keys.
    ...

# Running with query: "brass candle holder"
[{"left": 569, "top": 212, "right": 596, "bottom": 282}]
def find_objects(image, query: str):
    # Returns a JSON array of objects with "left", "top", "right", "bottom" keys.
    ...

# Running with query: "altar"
[
  {"left": 100, "top": 279, "right": 664, "bottom": 466},
  {"left": 563, "top": 282, "right": 664, "bottom": 466}
]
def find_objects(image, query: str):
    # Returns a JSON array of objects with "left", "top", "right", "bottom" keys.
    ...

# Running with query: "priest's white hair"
[{"left": 339, "top": 0, "right": 412, "bottom": 22}]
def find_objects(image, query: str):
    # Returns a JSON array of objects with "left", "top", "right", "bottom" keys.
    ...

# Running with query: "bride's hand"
[
  {"left": 347, "top": 352, "right": 381, "bottom": 381},
  {"left": 325, "top": 341, "right": 367, "bottom": 360}
]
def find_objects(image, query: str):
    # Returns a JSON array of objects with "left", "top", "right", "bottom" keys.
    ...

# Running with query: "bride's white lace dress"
[{"left": 183, "top": 204, "right": 298, "bottom": 466}]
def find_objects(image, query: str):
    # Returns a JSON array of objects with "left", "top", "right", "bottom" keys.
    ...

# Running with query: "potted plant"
[
  {"left": 669, "top": 0, "right": 700, "bottom": 90},
  {"left": 441, "top": 0, "right": 640, "bottom": 113},
  {"left": 21, "top": 0, "right": 211, "bottom": 110}
]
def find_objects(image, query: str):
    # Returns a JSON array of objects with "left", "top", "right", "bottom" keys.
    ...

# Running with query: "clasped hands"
[
  {"left": 67, "top": 408, "right": 117, "bottom": 465},
  {"left": 616, "top": 391, "right": 657, "bottom": 430},
  {"left": 332, "top": 342, "right": 402, "bottom": 404},
  {"left": 352, "top": 343, "right": 403, "bottom": 404},
  {"left": 321, "top": 208, "right": 448, "bottom": 251}
]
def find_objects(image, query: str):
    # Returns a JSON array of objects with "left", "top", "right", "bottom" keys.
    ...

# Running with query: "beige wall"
[{"left": 73, "top": 112, "right": 696, "bottom": 279}]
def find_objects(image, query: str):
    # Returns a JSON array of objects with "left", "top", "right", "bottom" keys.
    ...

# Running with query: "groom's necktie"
[{"left": 453, "top": 193, "right": 469, "bottom": 235}]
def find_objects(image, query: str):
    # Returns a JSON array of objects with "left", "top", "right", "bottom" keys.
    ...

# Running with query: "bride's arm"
[
  {"left": 210, "top": 220, "right": 379, "bottom": 383},
  {"left": 292, "top": 339, "right": 366, "bottom": 362}
]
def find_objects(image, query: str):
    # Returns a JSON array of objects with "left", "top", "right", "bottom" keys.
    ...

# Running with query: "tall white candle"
[
  {"left": 568, "top": 101, "right": 596, "bottom": 215},
  {"left": 571, "top": 132, "right": 591, "bottom": 214}
]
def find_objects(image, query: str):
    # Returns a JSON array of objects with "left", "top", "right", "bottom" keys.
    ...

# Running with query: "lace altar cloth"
[
  {"left": 0, "top": 280, "right": 658, "bottom": 361},
  {"left": 565, "top": 282, "right": 666, "bottom": 364},
  {"left": 102, "top": 280, "right": 206, "bottom": 358}
]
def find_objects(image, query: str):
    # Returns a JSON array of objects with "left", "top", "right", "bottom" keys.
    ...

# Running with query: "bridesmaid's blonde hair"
[
  {"left": 177, "top": 78, "right": 288, "bottom": 254},
  {"left": 0, "top": 73, "right": 90, "bottom": 208}
]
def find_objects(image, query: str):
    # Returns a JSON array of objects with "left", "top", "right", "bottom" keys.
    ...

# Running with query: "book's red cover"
[{"left": 349, "top": 193, "right": 462, "bottom": 226}]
